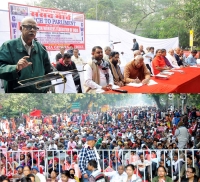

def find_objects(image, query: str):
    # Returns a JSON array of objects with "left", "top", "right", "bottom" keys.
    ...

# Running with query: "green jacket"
[
  {"left": 0, "top": 37, "right": 52, "bottom": 93},
  {"left": 152, "top": 176, "right": 172, "bottom": 182}
]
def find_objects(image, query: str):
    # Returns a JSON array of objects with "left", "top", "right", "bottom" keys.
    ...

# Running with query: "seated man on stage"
[
  {"left": 186, "top": 50, "right": 198, "bottom": 66},
  {"left": 55, "top": 46, "right": 65, "bottom": 62},
  {"left": 124, "top": 55, "right": 150, "bottom": 84},
  {"left": 56, "top": 53, "right": 82, "bottom": 93},
  {"left": 0, "top": 16, "right": 52, "bottom": 93},
  {"left": 109, "top": 51, "right": 125, "bottom": 87},
  {"left": 84, "top": 46, "right": 114, "bottom": 93}
]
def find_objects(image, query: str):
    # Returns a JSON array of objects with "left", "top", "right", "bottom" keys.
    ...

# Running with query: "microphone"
[
  {"left": 112, "top": 89, "right": 128, "bottom": 93},
  {"left": 34, "top": 38, "right": 58, "bottom": 72}
]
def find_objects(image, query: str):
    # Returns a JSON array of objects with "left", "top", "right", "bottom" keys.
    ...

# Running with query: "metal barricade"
[{"left": 0, "top": 149, "right": 199, "bottom": 181}]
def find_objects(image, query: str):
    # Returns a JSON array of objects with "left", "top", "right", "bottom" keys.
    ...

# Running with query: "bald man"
[
  {"left": 0, "top": 16, "right": 52, "bottom": 93},
  {"left": 174, "top": 47, "right": 183, "bottom": 66},
  {"left": 124, "top": 55, "right": 150, "bottom": 84},
  {"left": 104, "top": 165, "right": 127, "bottom": 182}
]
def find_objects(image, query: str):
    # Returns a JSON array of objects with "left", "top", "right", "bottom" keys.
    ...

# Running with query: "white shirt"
[
  {"left": 126, "top": 174, "right": 142, "bottom": 182},
  {"left": 84, "top": 63, "right": 114, "bottom": 89},
  {"left": 133, "top": 160, "right": 152, "bottom": 172},
  {"left": 144, "top": 52, "right": 154, "bottom": 65},
  {"left": 71, "top": 55, "right": 84, "bottom": 65},
  {"left": 21, "top": 36, "right": 34, "bottom": 55},
  {"left": 104, "top": 171, "right": 127, "bottom": 182},
  {"left": 166, "top": 54, "right": 180, "bottom": 68},
  {"left": 36, "top": 173, "right": 46, "bottom": 182},
  {"left": 48, "top": 144, "right": 58, "bottom": 150}
]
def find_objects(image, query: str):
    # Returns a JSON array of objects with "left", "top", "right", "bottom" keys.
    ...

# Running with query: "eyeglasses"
[
  {"left": 22, "top": 25, "right": 39, "bottom": 31},
  {"left": 186, "top": 171, "right": 193, "bottom": 173}
]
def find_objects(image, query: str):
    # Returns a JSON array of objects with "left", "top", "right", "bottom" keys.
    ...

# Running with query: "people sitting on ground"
[
  {"left": 87, "top": 160, "right": 106, "bottom": 182},
  {"left": 58, "top": 170, "right": 76, "bottom": 182},
  {"left": 125, "top": 164, "right": 142, "bottom": 182},
  {"left": 152, "top": 49, "right": 171, "bottom": 75},
  {"left": 47, "top": 169, "right": 59, "bottom": 182},
  {"left": 124, "top": 55, "right": 150, "bottom": 84},
  {"left": 152, "top": 166, "right": 172, "bottom": 182},
  {"left": 180, "top": 155, "right": 199, "bottom": 179},
  {"left": 104, "top": 165, "right": 127, "bottom": 182},
  {"left": 109, "top": 51, "right": 125, "bottom": 87},
  {"left": 181, "top": 167, "right": 200, "bottom": 182}
]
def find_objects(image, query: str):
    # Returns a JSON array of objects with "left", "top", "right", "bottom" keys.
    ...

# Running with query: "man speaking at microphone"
[{"left": 0, "top": 16, "right": 52, "bottom": 93}]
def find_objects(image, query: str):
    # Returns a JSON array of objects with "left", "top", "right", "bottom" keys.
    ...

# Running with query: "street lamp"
[
  {"left": 180, "top": 94, "right": 187, "bottom": 115},
  {"left": 96, "top": 0, "right": 98, "bottom": 20},
  {"left": 168, "top": 94, "right": 174, "bottom": 111}
]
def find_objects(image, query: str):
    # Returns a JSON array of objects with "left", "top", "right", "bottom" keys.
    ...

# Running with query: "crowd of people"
[
  {"left": 0, "top": 16, "right": 199, "bottom": 93},
  {"left": 0, "top": 105, "right": 200, "bottom": 181}
]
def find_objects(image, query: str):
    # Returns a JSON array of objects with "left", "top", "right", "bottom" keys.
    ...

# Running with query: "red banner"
[{"left": 30, "top": 110, "right": 41, "bottom": 117}]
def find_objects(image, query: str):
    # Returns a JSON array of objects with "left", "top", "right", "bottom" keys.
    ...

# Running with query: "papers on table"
[
  {"left": 155, "top": 74, "right": 169, "bottom": 79},
  {"left": 160, "top": 71, "right": 174, "bottom": 75},
  {"left": 127, "top": 79, "right": 158, "bottom": 87},
  {"left": 127, "top": 82, "right": 143, "bottom": 87},
  {"left": 170, "top": 69, "right": 184, "bottom": 73},
  {"left": 96, "top": 85, "right": 120, "bottom": 93},
  {"left": 190, "top": 65, "right": 200, "bottom": 68},
  {"left": 112, "top": 85, "right": 120, "bottom": 89},
  {"left": 148, "top": 79, "right": 158, "bottom": 86},
  {"left": 96, "top": 89, "right": 105, "bottom": 93}
]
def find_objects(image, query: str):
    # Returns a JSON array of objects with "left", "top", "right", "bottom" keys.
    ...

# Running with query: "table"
[{"left": 106, "top": 67, "right": 200, "bottom": 93}]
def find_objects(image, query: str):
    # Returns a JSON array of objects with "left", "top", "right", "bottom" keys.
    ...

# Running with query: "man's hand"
[
  {"left": 16, "top": 56, "right": 32, "bottom": 71},
  {"left": 102, "top": 84, "right": 112, "bottom": 91},
  {"left": 84, "top": 173, "right": 88, "bottom": 179},
  {"left": 117, "top": 81, "right": 124, "bottom": 87},
  {"left": 142, "top": 78, "right": 149, "bottom": 85},
  {"left": 164, "top": 66, "right": 171, "bottom": 70},
  {"left": 132, "top": 78, "right": 141, "bottom": 83}
]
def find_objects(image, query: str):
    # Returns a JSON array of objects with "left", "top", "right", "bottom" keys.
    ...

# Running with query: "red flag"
[{"left": 30, "top": 110, "right": 41, "bottom": 117}]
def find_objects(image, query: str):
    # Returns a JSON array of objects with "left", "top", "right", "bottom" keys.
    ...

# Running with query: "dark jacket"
[
  {"left": 181, "top": 176, "right": 199, "bottom": 182},
  {"left": 0, "top": 37, "right": 52, "bottom": 93},
  {"left": 55, "top": 53, "right": 63, "bottom": 62},
  {"left": 174, "top": 53, "right": 183, "bottom": 66},
  {"left": 56, "top": 59, "right": 77, "bottom": 71}
]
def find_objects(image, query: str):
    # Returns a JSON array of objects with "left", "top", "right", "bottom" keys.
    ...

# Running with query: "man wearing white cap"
[
  {"left": 79, "top": 136, "right": 101, "bottom": 182},
  {"left": 31, "top": 166, "right": 46, "bottom": 182}
]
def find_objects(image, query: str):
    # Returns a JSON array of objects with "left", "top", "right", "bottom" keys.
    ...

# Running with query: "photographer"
[{"left": 56, "top": 53, "right": 82, "bottom": 93}]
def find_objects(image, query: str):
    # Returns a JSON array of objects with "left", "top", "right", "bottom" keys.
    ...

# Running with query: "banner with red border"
[{"left": 8, "top": 3, "right": 85, "bottom": 51}]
